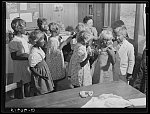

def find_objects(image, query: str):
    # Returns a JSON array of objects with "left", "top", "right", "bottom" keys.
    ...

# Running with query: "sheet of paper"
[
  {"left": 6, "top": 19, "right": 13, "bottom": 31},
  {"left": 82, "top": 97, "right": 106, "bottom": 108},
  {"left": 33, "top": 12, "right": 39, "bottom": 19},
  {"left": 29, "top": 3, "right": 37, "bottom": 9},
  {"left": 20, "top": 13, "right": 32, "bottom": 22},
  {"left": 9, "top": 13, "right": 19, "bottom": 20},
  {"left": 128, "top": 97, "right": 146, "bottom": 107},
  {"left": 20, "top": 3, "right": 27, "bottom": 10},
  {"left": 6, "top": 3, "right": 17, "bottom": 13}
]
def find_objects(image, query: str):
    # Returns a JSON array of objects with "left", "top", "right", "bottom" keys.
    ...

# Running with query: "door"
[{"left": 78, "top": 3, "right": 104, "bottom": 34}]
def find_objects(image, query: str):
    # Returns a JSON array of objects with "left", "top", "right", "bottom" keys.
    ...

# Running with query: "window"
[
  {"left": 89, "top": 4, "right": 93, "bottom": 16},
  {"left": 120, "top": 4, "right": 136, "bottom": 39}
]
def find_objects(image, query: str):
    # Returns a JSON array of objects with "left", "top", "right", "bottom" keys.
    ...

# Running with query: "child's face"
[
  {"left": 15, "top": 22, "right": 26, "bottom": 34},
  {"left": 114, "top": 28, "right": 125, "bottom": 43},
  {"left": 36, "top": 38, "right": 45, "bottom": 47},
  {"left": 101, "top": 39, "right": 113, "bottom": 48},
  {"left": 40, "top": 21, "right": 49, "bottom": 32},
  {"left": 86, "top": 19, "right": 93, "bottom": 28}
]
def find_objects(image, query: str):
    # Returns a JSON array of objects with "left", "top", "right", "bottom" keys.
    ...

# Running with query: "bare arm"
[{"left": 11, "top": 52, "right": 28, "bottom": 60}]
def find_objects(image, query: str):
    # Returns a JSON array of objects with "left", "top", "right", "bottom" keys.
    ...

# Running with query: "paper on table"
[
  {"left": 82, "top": 97, "right": 106, "bottom": 108},
  {"left": 82, "top": 94, "right": 133, "bottom": 108},
  {"left": 128, "top": 97, "right": 146, "bottom": 107},
  {"left": 20, "top": 13, "right": 32, "bottom": 22}
]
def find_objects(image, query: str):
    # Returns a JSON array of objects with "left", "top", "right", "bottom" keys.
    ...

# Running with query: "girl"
[
  {"left": 68, "top": 30, "right": 92, "bottom": 88},
  {"left": 9, "top": 17, "right": 31, "bottom": 98},
  {"left": 46, "top": 22, "right": 71, "bottom": 91},
  {"left": 28, "top": 30, "right": 54, "bottom": 96},
  {"left": 92, "top": 29, "right": 120, "bottom": 84},
  {"left": 70, "top": 23, "right": 86, "bottom": 51},
  {"left": 37, "top": 18, "right": 50, "bottom": 54}
]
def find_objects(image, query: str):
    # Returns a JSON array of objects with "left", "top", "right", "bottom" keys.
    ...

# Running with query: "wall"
[
  {"left": 78, "top": 3, "right": 104, "bottom": 34},
  {"left": 42, "top": 3, "right": 78, "bottom": 29}
]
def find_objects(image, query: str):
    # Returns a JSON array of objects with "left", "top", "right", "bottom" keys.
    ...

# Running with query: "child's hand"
[
  {"left": 107, "top": 47, "right": 115, "bottom": 57},
  {"left": 87, "top": 46, "right": 93, "bottom": 56}
]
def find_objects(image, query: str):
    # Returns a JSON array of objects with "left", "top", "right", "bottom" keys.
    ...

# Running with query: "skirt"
[{"left": 30, "top": 60, "right": 54, "bottom": 96}]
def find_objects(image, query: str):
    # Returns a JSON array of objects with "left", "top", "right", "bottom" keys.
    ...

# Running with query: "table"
[{"left": 5, "top": 80, "right": 146, "bottom": 108}]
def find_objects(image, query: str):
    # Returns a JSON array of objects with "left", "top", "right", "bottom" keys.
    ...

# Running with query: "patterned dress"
[
  {"left": 92, "top": 48, "right": 114, "bottom": 84},
  {"left": 45, "top": 36, "right": 65, "bottom": 81},
  {"left": 68, "top": 43, "right": 92, "bottom": 87},
  {"left": 28, "top": 47, "right": 54, "bottom": 95}
]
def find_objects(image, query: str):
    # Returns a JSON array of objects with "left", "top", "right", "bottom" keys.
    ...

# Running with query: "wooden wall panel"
[
  {"left": 42, "top": 3, "right": 78, "bottom": 29},
  {"left": 94, "top": 3, "right": 104, "bottom": 34}
]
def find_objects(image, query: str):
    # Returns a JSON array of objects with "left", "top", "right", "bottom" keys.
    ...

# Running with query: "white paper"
[
  {"left": 82, "top": 94, "right": 133, "bottom": 108},
  {"left": 29, "top": 3, "right": 37, "bottom": 9},
  {"left": 6, "top": 19, "right": 13, "bottom": 31},
  {"left": 20, "top": 13, "right": 32, "bottom": 22},
  {"left": 9, "top": 13, "right": 19, "bottom": 20},
  {"left": 20, "top": 3, "right": 27, "bottom": 10},
  {"left": 128, "top": 97, "right": 146, "bottom": 107},
  {"left": 33, "top": 12, "right": 39, "bottom": 19},
  {"left": 7, "top": 3, "right": 17, "bottom": 13}
]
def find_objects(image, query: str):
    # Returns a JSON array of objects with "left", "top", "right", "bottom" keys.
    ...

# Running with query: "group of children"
[{"left": 8, "top": 15, "right": 146, "bottom": 99}]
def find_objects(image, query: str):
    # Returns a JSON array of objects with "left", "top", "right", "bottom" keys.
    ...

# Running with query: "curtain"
[
  {"left": 134, "top": 3, "right": 146, "bottom": 56},
  {"left": 104, "top": 3, "right": 120, "bottom": 27}
]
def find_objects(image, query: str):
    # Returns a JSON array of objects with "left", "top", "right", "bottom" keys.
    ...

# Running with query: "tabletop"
[{"left": 5, "top": 80, "right": 146, "bottom": 108}]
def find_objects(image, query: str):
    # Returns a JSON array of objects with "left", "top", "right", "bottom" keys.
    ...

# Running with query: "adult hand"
[{"left": 87, "top": 46, "right": 93, "bottom": 56}]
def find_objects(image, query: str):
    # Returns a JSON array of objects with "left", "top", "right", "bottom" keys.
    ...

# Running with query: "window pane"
[{"left": 120, "top": 4, "right": 136, "bottom": 39}]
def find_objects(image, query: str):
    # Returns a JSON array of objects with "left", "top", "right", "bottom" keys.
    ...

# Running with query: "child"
[
  {"left": 28, "top": 30, "right": 54, "bottom": 96},
  {"left": 46, "top": 22, "right": 71, "bottom": 91},
  {"left": 68, "top": 30, "right": 92, "bottom": 88},
  {"left": 70, "top": 23, "right": 86, "bottom": 50},
  {"left": 111, "top": 20, "right": 135, "bottom": 83},
  {"left": 92, "top": 29, "right": 119, "bottom": 84},
  {"left": 37, "top": 18, "right": 50, "bottom": 54},
  {"left": 8, "top": 17, "right": 31, "bottom": 98}
]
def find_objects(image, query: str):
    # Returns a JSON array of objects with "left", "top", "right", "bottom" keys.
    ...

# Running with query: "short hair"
[
  {"left": 83, "top": 16, "right": 93, "bottom": 24},
  {"left": 111, "top": 20, "right": 125, "bottom": 29},
  {"left": 29, "top": 30, "right": 45, "bottom": 45},
  {"left": 37, "top": 18, "right": 47, "bottom": 28},
  {"left": 114, "top": 25, "right": 128, "bottom": 39},
  {"left": 11, "top": 17, "right": 26, "bottom": 31},
  {"left": 75, "top": 23, "right": 86, "bottom": 32},
  {"left": 48, "top": 22, "right": 60, "bottom": 34},
  {"left": 76, "top": 30, "right": 92, "bottom": 43},
  {"left": 99, "top": 29, "right": 114, "bottom": 41}
]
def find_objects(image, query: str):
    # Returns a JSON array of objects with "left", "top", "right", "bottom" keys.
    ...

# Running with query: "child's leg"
[{"left": 24, "top": 82, "right": 31, "bottom": 97}]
